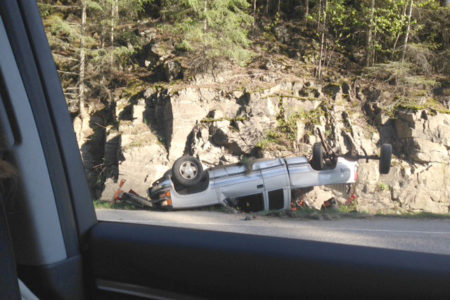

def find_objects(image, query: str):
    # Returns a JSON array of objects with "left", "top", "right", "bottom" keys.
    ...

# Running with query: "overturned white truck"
[{"left": 146, "top": 143, "right": 392, "bottom": 211}]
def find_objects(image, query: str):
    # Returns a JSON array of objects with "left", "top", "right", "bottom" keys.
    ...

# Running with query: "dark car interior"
[{"left": 1, "top": 1, "right": 450, "bottom": 299}]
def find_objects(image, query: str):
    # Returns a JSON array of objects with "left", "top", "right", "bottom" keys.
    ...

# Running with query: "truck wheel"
[
  {"left": 311, "top": 142, "right": 324, "bottom": 170},
  {"left": 172, "top": 156, "right": 203, "bottom": 187},
  {"left": 379, "top": 144, "right": 392, "bottom": 174}
]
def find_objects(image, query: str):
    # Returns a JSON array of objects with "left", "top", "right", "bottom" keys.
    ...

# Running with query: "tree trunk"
[
  {"left": 365, "top": 0, "right": 375, "bottom": 67},
  {"left": 317, "top": 0, "right": 327, "bottom": 80},
  {"left": 265, "top": 0, "right": 269, "bottom": 15},
  {"left": 203, "top": 0, "right": 208, "bottom": 31},
  {"left": 372, "top": 28, "right": 377, "bottom": 65},
  {"left": 277, "top": 0, "right": 281, "bottom": 14},
  {"left": 100, "top": 0, "right": 105, "bottom": 84},
  {"left": 402, "top": 0, "right": 413, "bottom": 63},
  {"left": 317, "top": 0, "right": 322, "bottom": 30},
  {"left": 101, "top": 0, "right": 105, "bottom": 49},
  {"left": 304, "top": 0, "right": 309, "bottom": 23},
  {"left": 78, "top": 0, "right": 88, "bottom": 147},
  {"left": 253, "top": 0, "right": 257, "bottom": 26},
  {"left": 392, "top": 1, "right": 408, "bottom": 59},
  {"left": 110, "top": 0, "right": 118, "bottom": 68}
]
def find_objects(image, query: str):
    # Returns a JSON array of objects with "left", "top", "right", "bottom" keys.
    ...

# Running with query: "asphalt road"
[{"left": 96, "top": 209, "right": 450, "bottom": 255}]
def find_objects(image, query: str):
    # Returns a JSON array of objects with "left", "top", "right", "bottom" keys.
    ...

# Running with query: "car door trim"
[{"left": 96, "top": 279, "right": 203, "bottom": 300}]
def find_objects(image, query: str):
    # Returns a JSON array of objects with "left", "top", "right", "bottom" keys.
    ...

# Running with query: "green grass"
[
  {"left": 256, "top": 207, "right": 370, "bottom": 220},
  {"left": 337, "top": 203, "right": 358, "bottom": 214},
  {"left": 93, "top": 199, "right": 140, "bottom": 210},
  {"left": 390, "top": 97, "right": 450, "bottom": 115},
  {"left": 256, "top": 129, "right": 286, "bottom": 150},
  {"left": 378, "top": 183, "right": 389, "bottom": 191},
  {"left": 200, "top": 116, "right": 248, "bottom": 123}
]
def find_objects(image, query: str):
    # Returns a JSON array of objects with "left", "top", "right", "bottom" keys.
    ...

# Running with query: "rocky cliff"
[{"left": 75, "top": 62, "right": 450, "bottom": 214}]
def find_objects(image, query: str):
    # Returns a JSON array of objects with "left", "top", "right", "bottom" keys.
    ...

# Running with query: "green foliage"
[
  {"left": 378, "top": 183, "right": 389, "bottom": 191},
  {"left": 111, "top": 46, "right": 136, "bottom": 63},
  {"left": 93, "top": 199, "right": 140, "bottom": 209},
  {"left": 38, "top": 0, "right": 449, "bottom": 111},
  {"left": 86, "top": 0, "right": 104, "bottom": 12},
  {"left": 47, "top": 14, "right": 81, "bottom": 42},
  {"left": 305, "top": 0, "right": 446, "bottom": 70},
  {"left": 364, "top": 61, "right": 413, "bottom": 82},
  {"left": 364, "top": 60, "right": 438, "bottom": 90},
  {"left": 200, "top": 116, "right": 248, "bottom": 123},
  {"left": 161, "top": 0, "right": 254, "bottom": 65},
  {"left": 394, "top": 98, "right": 450, "bottom": 114}
]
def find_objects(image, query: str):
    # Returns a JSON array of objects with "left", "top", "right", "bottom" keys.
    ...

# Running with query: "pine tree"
[
  {"left": 162, "top": 0, "right": 253, "bottom": 65},
  {"left": 365, "top": 0, "right": 375, "bottom": 66},
  {"left": 78, "top": 0, "right": 89, "bottom": 146},
  {"left": 304, "top": 0, "right": 309, "bottom": 23}
]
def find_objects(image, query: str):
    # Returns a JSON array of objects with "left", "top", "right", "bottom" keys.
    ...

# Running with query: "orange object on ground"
[{"left": 113, "top": 179, "right": 127, "bottom": 204}]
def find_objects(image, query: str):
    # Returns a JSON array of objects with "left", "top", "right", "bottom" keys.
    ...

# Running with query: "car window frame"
[{"left": 3, "top": 1, "right": 450, "bottom": 298}]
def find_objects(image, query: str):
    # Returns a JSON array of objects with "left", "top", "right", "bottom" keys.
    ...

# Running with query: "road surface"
[{"left": 97, "top": 209, "right": 450, "bottom": 255}]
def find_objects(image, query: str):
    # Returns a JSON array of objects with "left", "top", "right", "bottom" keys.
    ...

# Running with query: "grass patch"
[
  {"left": 388, "top": 97, "right": 450, "bottom": 116},
  {"left": 338, "top": 203, "right": 358, "bottom": 214},
  {"left": 256, "top": 129, "right": 288, "bottom": 150},
  {"left": 256, "top": 207, "right": 370, "bottom": 220},
  {"left": 93, "top": 199, "right": 140, "bottom": 210},
  {"left": 396, "top": 102, "right": 450, "bottom": 114},
  {"left": 200, "top": 116, "right": 248, "bottom": 123},
  {"left": 191, "top": 203, "right": 369, "bottom": 220},
  {"left": 377, "top": 183, "right": 389, "bottom": 192},
  {"left": 121, "top": 79, "right": 145, "bottom": 99},
  {"left": 262, "top": 94, "right": 318, "bottom": 102}
]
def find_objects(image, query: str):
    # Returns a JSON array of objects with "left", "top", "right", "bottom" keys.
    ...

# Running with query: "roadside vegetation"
[
  {"left": 38, "top": 0, "right": 449, "bottom": 113},
  {"left": 38, "top": 0, "right": 449, "bottom": 150},
  {"left": 93, "top": 199, "right": 140, "bottom": 209},
  {"left": 147, "top": 202, "right": 450, "bottom": 220}
]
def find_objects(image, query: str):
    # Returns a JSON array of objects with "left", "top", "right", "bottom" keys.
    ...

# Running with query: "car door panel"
[
  {"left": 87, "top": 221, "right": 450, "bottom": 299},
  {"left": 217, "top": 167, "right": 264, "bottom": 198}
]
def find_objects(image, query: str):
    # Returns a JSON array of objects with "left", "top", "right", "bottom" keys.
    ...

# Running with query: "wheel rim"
[{"left": 179, "top": 161, "right": 198, "bottom": 180}]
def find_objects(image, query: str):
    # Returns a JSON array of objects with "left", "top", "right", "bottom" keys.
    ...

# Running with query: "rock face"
[
  {"left": 394, "top": 110, "right": 449, "bottom": 163},
  {"left": 355, "top": 109, "right": 450, "bottom": 214},
  {"left": 75, "top": 71, "right": 450, "bottom": 214}
]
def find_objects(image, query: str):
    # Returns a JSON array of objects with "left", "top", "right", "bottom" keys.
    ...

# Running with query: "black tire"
[
  {"left": 379, "top": 144, "right": 392, "bottom": 174},
  {"left": 163, "top": 169, "right": 172, "bottom": 178},
  {"left": 172, "top": 156, "right": 204, "bottom": 187},
  {"left": 311, "top": 142, "right": 324, "bottom": 170}
]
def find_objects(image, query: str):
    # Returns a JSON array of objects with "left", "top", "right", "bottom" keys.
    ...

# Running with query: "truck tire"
[
  {"left": 379, "top": 144, "right": 392, "bottom": 174},
  {"left": 311, "top": 143, "right": 324, "bottom": 170},
  {"left": 172, "top": 156, "right": 204, "bottom": 187}
]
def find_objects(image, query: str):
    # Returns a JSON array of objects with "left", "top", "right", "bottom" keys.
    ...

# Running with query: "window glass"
[{"left": 36, "top": 0, "right": 450, "bottom": 254}]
